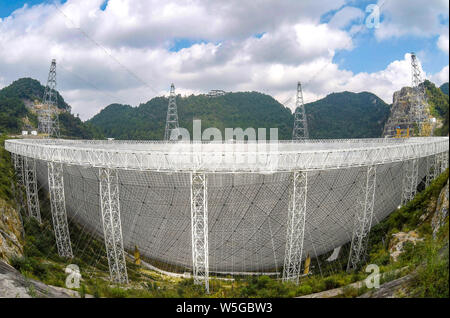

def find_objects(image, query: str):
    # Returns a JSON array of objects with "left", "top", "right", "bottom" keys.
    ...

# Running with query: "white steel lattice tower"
[
  {"left": 426, "top": 155, "right": 438, "bottom": 188},
  {"left": 283, "top": 171, "right": 308, "bottom": 284},
  {"left": 24, "top": 157, "right": 41, "bottom": 223},
  {"left": 401, "top": 158, "right": 419, "bottom": 206},
  {"left": 292, "top": 82, "right": 309, "bottom": 140},
  {"left": 347, "top": 165, "right": 377, "bottom": 271},
  {"left": 410, "top": 53, "right": 427, "bottom": 133},
  {"left": 38, "top": 59, "right": 60, "bottom": 138},
  {"left": 164, "top": 83, "right": 180, "bottom": 141},
  {"left": 99, "top": 168, "right": 128, "bottom": 284},
  {"left": 12, "top": 153, "right": 25, "bottom": 186},
  {"left": 190, "top": 172, "right": 209, "bottom": 293},
  {"left": 48, "top": 162, "right": 73, "bottom": 258}
]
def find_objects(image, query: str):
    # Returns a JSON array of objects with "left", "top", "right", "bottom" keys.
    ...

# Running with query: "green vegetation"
[
  {"left": 0, "top": 78, "right": 69, "bottom": 110},
  {"left": 88, "top": 92, "right": 294, "bottom": 140},
  {"left": 440, "top": 82, "right": 449, "bottom": 96},
  {"left": 424, "top": 80, "right": 449, "bottom": 136},
  {"left": 0, "top": 134, "right": 14, "bottom": 202},
  {"left": 89, "top": 91, "right": 392, "bottom": 140},
  {"left": 0, "top": 95, "right": 28, "bottom": 133},
  {"left": 304, "top": 91, "right": 390, "bottom": 139},
  {"left": 0, "top": 78, "right": 103, "bottom": 139}
]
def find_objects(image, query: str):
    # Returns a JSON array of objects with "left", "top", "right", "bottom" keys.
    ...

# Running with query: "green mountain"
[
  {"left": 88, "top": 92, "right": 294, "bottom": 140},
  {"left": 0, "top": 78, "right": 102, "bottom": 138},
  {"left": 89, "top": 91, "right": 391, "bottom": 140},
  {"left": 440, "top": 82, "right": 449, "bottom": 96},
  {"left": 424, "top": 80, "right": 449, "bottom": 136},
  {"left": 0, "top": 78, "right": 69, "bottom": 110},
  {"left": 304, "top": 91, "right": 390, "bottom": 139}
]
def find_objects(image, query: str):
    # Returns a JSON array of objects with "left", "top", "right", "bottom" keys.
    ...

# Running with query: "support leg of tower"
[
  {"left": 426, "top": 155, "right": 437, "bottom": 188},
  {"left": 12, "top": 153, "right": 25, "bottom": 186},
  {"left": 282, "top": 171, "right": 308, "bottom": 284},
  {"left": 48, "top": 162, "right": 73, "bottom": 258},
  {"left": 99, "top": 168, "right": 128, "bottom": 284},
  {"left": 347, "top": 165, "right": 377, "bottom": 272},
  {"left": 190, "top": 172, "right": 209, "bottom": 293},
  {"left": 441, "top": 151, "right": 448, "bottom": 174},
  {"left": 24, "top": 157, "right": 41, "bottom": 223},
  {"left": 401, "top": 158, "right": 419, "bottom": 206}
]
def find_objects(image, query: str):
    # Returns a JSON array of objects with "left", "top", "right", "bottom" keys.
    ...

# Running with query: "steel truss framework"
[
  {"left": 410, "top": 53, "right": 427, "bottom": 129},
  {"left": 190, "top": 172, "right": 209, "bottom": 293},
  {"left": 282, "top": 171, "right": 308, "bottom": 284},
  {"left": 12, "top": 153, "right": 25, "bottom": 186},
  {"left": 426, "top": 155, "right": 438, "bottom": 188},
  {"left": 5, "top": 138, "right": 448, "bottom": 174},
  {"left": 292, "top": 82, "right": 309, "bottom": 140},
  {"left": 24, "top": 157, "right": 41, "bottom": 223},
  {"left": 38, "top": 59, "right": 60, "bottom": 138},
  {"left": 99, "top": 168, "right": 128, "bottom": 284},
  {"left": 439, "top": 151, "right": 449, "bottom": 174},
  {"left": 164, "top": 83, "right": 180, "bottom": 141},
  {"left": 48, "top": 162, "right": 73, "bottom": 258},
  {"left": 347, "top": 165, "right": 377, "bottom": 271},
  {"left": 401, "top": 158, "right": 419, "bottom": 206}
]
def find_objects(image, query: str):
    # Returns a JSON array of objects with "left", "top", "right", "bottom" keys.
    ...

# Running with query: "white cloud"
[
  {"left": 437, "top": 32, "right": 449, "bottom": 54},
  {"left": 430, "top": 65, "right": 449, "bottom": 85},
  {"left": 329, "top": 6, "right": 364, "bottom": 29},
  {"left": 375, "top": 0, "right": 449, "bottom": 39},
  {"left": 0, "top": 0, "right": 448, "bottom": 120}
]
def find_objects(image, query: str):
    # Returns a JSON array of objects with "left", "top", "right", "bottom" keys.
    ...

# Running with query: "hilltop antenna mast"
[
  {"left": 292, "top": 82, "right": 309, "bottom": 140},
  {"left": 38, "top": 59, "right": 60, "bottom": 138},
  {"left": 164, "top": 83, "right": 180, "bottom": 141},
  {"left": 410, "top": 53, "right": 427, "bottom": 134}
]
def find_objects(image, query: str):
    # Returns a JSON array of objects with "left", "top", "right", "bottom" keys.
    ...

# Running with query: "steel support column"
[
  {"left": 190, "top": 172, "right": 209, "bottom": 293},
  {"left": 99, "top": 168, "right": 128, "bottom": 284},
  {"left": 347, "top": 165, "right": 377, "bottom": 271},
  {"left": 441, "top": 151, "right": 448, "bottom": 173},
  {"left": 48, "top": 162, "right": 73, "bottom": 258},
  {"left": 401, "top": 158, "right": 419, "bottom": 206},
  {"left": 24, "top": 157, "right": 41, "bottom": 223},
  {"left": 282, "top": 171, "right": 308, "bottom": 284},
  {"left": 12, "top": 153, "right": 25, "bottom": 186},
  {"left": 426, "top": 155, "right": 437, "bottom": 188}
]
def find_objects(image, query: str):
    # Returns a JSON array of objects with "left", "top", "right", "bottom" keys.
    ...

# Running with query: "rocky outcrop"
[
  {"left": 432, "top": 180, "right": 449, "bottom": 238},
  {"left": 358, "top": 273, "right": 415, "bottom": 298},
  {"left": 0, "top": 199, "right": 24, "bottom": 264},
  {"left": 389, "top": 231, "right": 423, "bottom": 262},
  {"left": 0, "top": 260, "right": 91, "bottom": 298},
  {"left": 383, "top": 85, "right": 434, "bottom": 137}
]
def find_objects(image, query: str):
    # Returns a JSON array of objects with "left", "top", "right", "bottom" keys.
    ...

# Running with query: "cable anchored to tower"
[
  {"left": 164, "top": 83, "right": 180, "bottom": 141},
  {"left": 292, "top": 82, "right": 309, "bottom": 140},
  {"left": 38, "top": 59, "right": 60, "bottom": 138},
  {"left": 410, "top": 53, "right": 427, "bottom": 134}
]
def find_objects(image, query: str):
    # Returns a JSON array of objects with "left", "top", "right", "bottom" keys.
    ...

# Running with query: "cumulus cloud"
[
  {"left": 430, "top": 65, "right": 450, "bottom": 86},
  {"left": 437, "top": 31, "right": 449, "bottom": 55},
  {"left": 375, "top": 0, "right": 449, "bottom": 39},
  {"left": 328, "top": 6, "right": 364, "bottom": 29},
  {"left": 0, "top": 0, "right": 448, "bottom": 119}
]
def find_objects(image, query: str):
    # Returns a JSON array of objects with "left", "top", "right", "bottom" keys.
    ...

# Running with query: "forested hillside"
[
  {"left": 0, "top": 78, "right": 102, "bottom": 138},
  {"left": 89, "top": 91, "right": 391, "bottom": 140},
  {"left": 89, "top": 92, "right": 294, "bottom": 140},
  {"left": 440, "top": 82, "right": 449, "bottom": 96},
  {"left": 304, "top": 91, "right": 390, "bottom": 138},
  {"left": 425, "top": 80, "right": 449, "bottom": 136}
]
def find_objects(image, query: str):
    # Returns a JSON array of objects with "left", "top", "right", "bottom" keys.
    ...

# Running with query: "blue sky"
[{"left": 0, "top": 0, "right": 448, "bottom": 119}]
